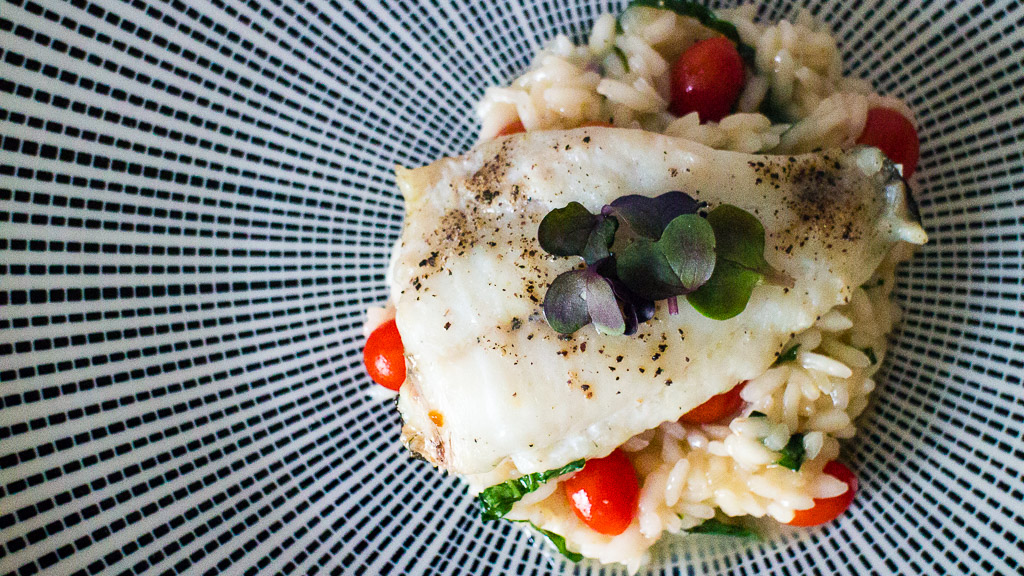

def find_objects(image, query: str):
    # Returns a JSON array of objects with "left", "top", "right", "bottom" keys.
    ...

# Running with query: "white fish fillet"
[{"left": 390, "top": 127, "right": 925, "bottom": 483}]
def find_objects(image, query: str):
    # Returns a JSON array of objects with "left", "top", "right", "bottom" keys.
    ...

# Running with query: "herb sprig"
[
  {"left": 478, "top": 460, "right": 585, "bottom": 521},
  {"left": 747, "top": 413, "right": 806, "bottom": 471},
  {"left": 772, "top": 344, "right": 800, "bottom": 367},
  {"left": 513, "top": 521, "right": 583, "bottom": 562},
  {"left": 775, "top": 433, "right": 806, "bottom": 471},
  {"left": 539, "top": 193, "right": 790, "bottom": 335},
  {"left": 686, "top": 517, "right": 758, "bottom": 539}
]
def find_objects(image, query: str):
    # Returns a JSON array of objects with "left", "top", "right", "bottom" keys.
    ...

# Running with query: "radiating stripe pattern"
[{"left": 1, "top": 1, "right": 1022, "bottom": 575}]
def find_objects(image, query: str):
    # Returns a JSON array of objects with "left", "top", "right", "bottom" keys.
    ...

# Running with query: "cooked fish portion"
[{"left": 390, "top": 128, "right": 925, "bottom": 482}]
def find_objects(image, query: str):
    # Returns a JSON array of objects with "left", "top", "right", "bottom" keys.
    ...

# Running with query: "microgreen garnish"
[
  {"left": 623, "top": 0, "right": 756, "bottom": 64},
  {"left": 617, "top": 214, "right": 716, "bottom": 300},
  {"left": 478, "top": 460, "right": 585, "bottom": 522},
  {"left": 686, "top": 517, "right": 758, "bottom": 539},
  {"left": 772, "top": 344, "right": 800, "bottom": 367},
  {"left": 537, "top": 202, "right": 608, "bottom": 262},
  {"left": 539, "top": 194, "right": 788, "bottom": 334},
  {"left": 544, "top": 261, "right": 624, "bottom": 335},
  {"left": 605, "top": 192, "right": 702, "bottom": 248},
  {"left": 688, "top": 205, "right": 794, "bottom": 320}
]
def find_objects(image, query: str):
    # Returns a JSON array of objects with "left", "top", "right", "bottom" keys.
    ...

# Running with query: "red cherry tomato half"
[
  {"left": 679, "top": 382, "right": 746, "bottom": 424},
  {"left": 564, "top": 449, "right": 640, "bottom": 536},
  {"left": 787, "top": 460, "right": 858, "bottom": 527},
  {"left": 669, "top": 37, "right": 746, "bottom": 123},
  {"left": 363, "top": 318, "right": 406, "bottom": 391},
  {"left": 856, "top": 108, "right": 920, "bottom": 179},
  {"left": 496, "top": 119, "right": 526, "bottom": 137}
]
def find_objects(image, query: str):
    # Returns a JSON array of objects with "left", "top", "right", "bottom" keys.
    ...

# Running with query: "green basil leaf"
[
  {"left": 586, "top": 273, "right": 626, "bottom": 336},
  {"left": 624, "top": 0, "right": 756, "bottom": 64},
  {"left": 686, "top": 518, "right": 758, "bottom": 539},
  {"left": 542, "top": 270, "right": 592, "bottom": 335},
  {"left": 862, "top": 347, "right": 877, "bottom": 365},
  {"left": 611, "top": 46, "right": 630, "bottom": 74},
  {"left": 531, "top": 524, "right": 584, "bottom": 562},
  {"left": 655, "top": 214, "right": 716, "bottom": 292},
  {"left": 538, "top": 202, "right": 598, "bottom": 257},
  {"left": 617, "top": 239, "right": 686, "bottom": 301},
  {"left": 686, "top": 259, "right": 762, "bottom": 320},
  {"left": 776, "top": 433, "right": 806, "bottom": 471},
  {"left": 478, "top": 460, "right": 585, "bottom": 522},
  {"left": 772, "top": 344, "right": 800, "bottom": 367}
]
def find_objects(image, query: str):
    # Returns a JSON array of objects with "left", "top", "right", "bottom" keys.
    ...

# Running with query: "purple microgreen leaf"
[
  {"left": 642, "top": 191, "right": 704, "bottom": 229},
  {"left": 543, "top": 269, "right": 592, "bottom": 334},
  {"left": 604, "top": 191, "right": 701, "bottom": 250},
  {"left": 582, "top": 217, "right": 619, "bottom": 264},
  {"left": 655, "top": 214, "right": 716, "bottom": 291},
  {"left": 620, "top": 292, "right": 655, "bottom": 335},
  {"left": 538, "top": 202, "right": 599, "bottom": 257},
  {"left": 585, "top": 274, "right": 626, "bottom": 336},
  {"left": 616, "top": 239, "right": 687, "bottom": 301},
  {"left": 596, "top": 258, "right": 654, "bottom": 336}
]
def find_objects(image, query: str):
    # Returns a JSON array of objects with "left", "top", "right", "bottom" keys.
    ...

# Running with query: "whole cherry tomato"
[
  {"left": 563, "top": 449, "right": 640, "bottom": 536},
  {"left": 363, "top": 318, "right": 406, "bottom": 391},
  {"left": 669, "top": 37, "right": 746, "bottom": 122}
]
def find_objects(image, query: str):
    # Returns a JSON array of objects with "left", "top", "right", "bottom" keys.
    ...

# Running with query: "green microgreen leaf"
[
  {"left": 617, "top": 239, "right": 686, "bottom": 301},
  {"left": 657, "top": 214, "right": 716, "bottom": 291},
  {"left": 478, "top": 460, "right": 585, "bottom": 522},
  {"left": 686, "top": 517, "right": 758, "bottom": 539},
  {"left": 582, "top": 216, "right": 618, "bottom": 264},
  {"left": 706, "top": 204, "right": 769, "bottom": 273},
  {"left": 617, "top": 214, "right": 715, "bottom": 301},
  {"left": 776, "top": 433, "right": 806, "bottom": 471},
  {"left": 624, "top": 0, "right": 756, "bottom": 64},
  {"left": 687, "top": 259, "right": 762, "bottom": 319},
  {"left": 772, "top": 344, "right": 800, "bottom": 367},
  {"left": 538, "top": 202, "right": 598, "bottom": 258},
  {"left": 687, "top": 204, "right": 792, "bottom": 320}
]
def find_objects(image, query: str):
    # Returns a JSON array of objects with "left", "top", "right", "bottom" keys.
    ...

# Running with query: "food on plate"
[{"left": 364, "top": 1, "right": 927, "bottom": 570}]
